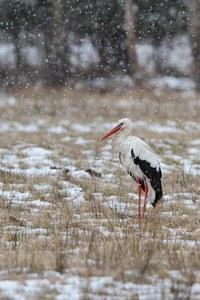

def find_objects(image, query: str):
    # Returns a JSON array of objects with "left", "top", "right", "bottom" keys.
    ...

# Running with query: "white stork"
[{"left": 100, "top": 118, "right": 162, "bottom": 220}]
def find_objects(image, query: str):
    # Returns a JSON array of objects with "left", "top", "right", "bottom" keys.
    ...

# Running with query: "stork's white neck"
[{"left": 112, "top": 128, "right": 131, "bottom": 153}]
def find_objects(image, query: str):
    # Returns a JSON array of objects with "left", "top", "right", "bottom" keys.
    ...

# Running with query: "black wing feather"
[{"left": 131, "top": 149, "right": 162, "bottom": 206}]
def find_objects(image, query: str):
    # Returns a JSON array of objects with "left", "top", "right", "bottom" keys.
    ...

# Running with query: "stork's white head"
[
  {"left": 117, "top": 118, "right": 133, "bottom": 130},
  {"left": 100, "top": 118, "right": 132, "bottom": 141}
]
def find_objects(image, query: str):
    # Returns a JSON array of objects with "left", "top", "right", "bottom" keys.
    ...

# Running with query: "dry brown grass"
[{"left": 0, "top": 86, "right": 200, "bottom": 298}]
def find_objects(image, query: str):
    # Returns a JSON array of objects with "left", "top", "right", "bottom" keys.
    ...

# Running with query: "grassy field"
[{"left": 0, "top": 86, "right": 200, "bottom": 299}]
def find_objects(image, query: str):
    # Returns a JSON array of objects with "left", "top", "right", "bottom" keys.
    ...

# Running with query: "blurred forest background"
[{"left": 0, "top": 0, "right": 200, "bottom": 90}]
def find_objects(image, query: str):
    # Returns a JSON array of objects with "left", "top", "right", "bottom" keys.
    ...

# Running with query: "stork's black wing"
[{"left": 131, "top": 149, "right": 162, "bottom": 206}]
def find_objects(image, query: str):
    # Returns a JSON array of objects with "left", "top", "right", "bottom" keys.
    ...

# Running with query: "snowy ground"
[{"left": 0, "top": 85, "right": 200, "bottom": 299}]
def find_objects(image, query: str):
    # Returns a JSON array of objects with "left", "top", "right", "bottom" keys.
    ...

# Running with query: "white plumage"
[{"left": 100, "top": 118, "right": 163, "bottom": 219}]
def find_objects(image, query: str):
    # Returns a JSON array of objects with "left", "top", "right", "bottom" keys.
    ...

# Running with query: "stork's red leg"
[
  {"left": 142, "top": 177, "right": 148, "bottom": 219},
  {"left": 136, "top": 177, "right": 141, "bottom": 220}
]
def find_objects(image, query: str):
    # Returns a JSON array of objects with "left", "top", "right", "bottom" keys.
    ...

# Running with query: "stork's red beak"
[{"left": 100, "top": 124, "right": 121, "bottom": 141}]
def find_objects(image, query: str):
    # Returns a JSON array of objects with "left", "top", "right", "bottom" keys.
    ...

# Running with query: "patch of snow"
[
  {"left": 0, "top": 190, "right": 31, "bottom": 200},
  {"left": 34, "top": 184, "right": 51, "bottom": 191},
  {"left": 21, "top": 46, "right": 41, "bottom": 66},
  {"left": 0, "top": 94, "right": 16, "bottom": 107},
  {"left": 191, "top": 283, "right": 200, "bottom": 295},
  {"left": 183, "top": 159, "right": 200, "bottom": 176},
  {"left": 1, "top": 154, "right": 20, "bottom": 168},
  {"left": 66, "top": 187, "right": 83, "bottom": 197},
  {"left": 161, "top": 162, "right": 174, "bottom": 174},
  {"left": 0, "top": 281, "right": 23, "bottom": 300},
  {"left": 89, "top": 276, "right": 113, "bottom": 292},
  {"left": 48, "top": 126, "right": 66, "bottom": 134},
  {"left": 62, "top": 136, "right": 72, "bottom": 142},
  {"left": 158, "top": 34, "right": 193, "bottom": 75},
  {"left": 66, "top": 187, "right": 85, "bottom": 205},
  {"left": 14, "top": 123, "right": 38, "bottom": 133},
  {"left": 116, "top": 98, "right": 135, "bottom": 108},
  {"left": 173, "top": 239, "right": 199, "bottom": 247},
  {"left": 3, "top": 226, "right": 47, "bottom": 236},
  {"left": 104, "top": 173, "right": 117, "bottom": 180},
  {"left": 162, "top": 211, "right": 173, "bottom": 217},
  {"left": 147, "top": 123, "right": 183, "bottom": 134},
  {"left": 127, "top": 193, "right": 139, "bottom": 200},
  {"left": 71, "top": 123, "right": 92, "bottom": 133},
  {"left": 149, "top": 76, "right": 195, "bottom": 90},
  {"left": 0, "top": 43, "right": 16, "bottom": 67},
  {"left": 92, "top": 193, "right": 104, "bottom": 201},
  {"left": 185, "top": 121, "right": 200, "bottom": 131},
  {"left": 0, "top": 122, "right": 10, "bottom": 132},
  {"left": 187, "top": 147, "right": 200, "bottom": 155},
  {"left": 21, "top": 147, "right": 53, "bottom": 157},
  {"left": 0, "top": 166, "right": 58, "bottom": 177},
  {"left": 163, "top": 192, "right": 198, "bottom": 202},
  {"left": 136, "top": 43, "right": 155, "bottom": 74},
  {"left": 29, "top": 200, "right": 52, "bottom": 207},
  {"left": 99, "top": 226, "right": 111, "bottom": 237},
  {"left": 21, "top": 157, "right": 52, "bottom": 166},
  {"left": 0, "top": 271, "right": 199, "bottom": 300},
  {"left": 105, "top": 196, "right": 133, "bottom": 214},
  {"left": 191, "top": 139, "right": 200, "bottom": 146},
  {"left": 70, "top": 37, "right": 99, "bottom": 70},
  {"left": 70, "top": 170, "right": 91, "bottom": 180},
  {"left": 75, "top": 137, "right": 89, "bottom": 145}
]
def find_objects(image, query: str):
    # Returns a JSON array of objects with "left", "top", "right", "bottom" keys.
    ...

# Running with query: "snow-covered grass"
[{"left": 0, "top": 86, "right": 200, "bottom": 299}]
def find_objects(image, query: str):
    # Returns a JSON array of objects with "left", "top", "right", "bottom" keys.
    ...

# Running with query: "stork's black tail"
[
  {"left": 152, "top": 178, "right": 163, "bottom": 207},
  {"left": 129, "top": 173, "right": 163, "bottom": 208}
]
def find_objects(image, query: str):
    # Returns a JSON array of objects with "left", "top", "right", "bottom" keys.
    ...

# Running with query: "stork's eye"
[{"left": 120, "top": 122, "right": 124, "bottom": 126}]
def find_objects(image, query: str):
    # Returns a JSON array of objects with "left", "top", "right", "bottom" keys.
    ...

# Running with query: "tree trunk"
[
  {"left": 14, "top": 32, "right": 27, "bottom": 86},
  {"left": 44, "top": 0, "right": 70, "bottom": 84},
  {"left": 124, "top": 0, "right": 139, "bottom": 75},
  {"left": 186, "top": 0, "right": 200, "bottom": 89}
]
